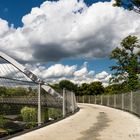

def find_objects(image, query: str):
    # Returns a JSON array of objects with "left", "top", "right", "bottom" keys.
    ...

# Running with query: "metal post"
[
  {"left": 71, "top": 92, "right": 74, "bottom": 113},
  {"left": 95, "top": 95, "right": 96, "bottom": 104},
  {"left": 76, "top": 96, "right": 78, "bottom": 103},
  {"left": 73, "top": 93, "right": 76, "bottom": 110},
  {"left": 38, "top": 83, "right": 41, "bottom": 126},
  {"left": 63, "top": 88, "right": 66, "bottom": 117},
  {"left": 121, "top": 93, "right": 124, "bottom": 110},
  {"left": 89, "top": 95, "right": 91, "bottom": 104},
  {"left": 83, "top": 96, "right": 84, "bottom": 103},
  {"left": 101, "top": 95, "right": 103, "bottom": 105},
  {"left": 130, "top": 91, "right": 133, "bottom": 112},
  {"left": 107, "top": 95, "right": 109, "bottom": 106},
  {"left": 114, "top": 94, "right": 116, "bottom": 108}
]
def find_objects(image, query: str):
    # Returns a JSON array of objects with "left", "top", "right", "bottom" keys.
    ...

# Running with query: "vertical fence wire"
[{"left": 76, "top": 90, "right": 140, "bottom": 117}]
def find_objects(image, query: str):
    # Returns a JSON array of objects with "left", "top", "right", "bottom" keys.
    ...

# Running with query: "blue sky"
[
  {"left": 0, "top": 0, "right": 110, "bottom": 27},
  {"left": 0, "top": 0, "right": 138, "bottom": 84},
  {"left": 0, "top": 0, "right": 113, "bottom": 73}
]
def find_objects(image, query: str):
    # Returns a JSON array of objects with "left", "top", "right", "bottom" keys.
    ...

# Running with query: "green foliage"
[
  {"left": 59, "top": 80, "right": 77, "bottom": 92},
  {"left": 79, "top": 83, "right": 90, "bottom": 95},
  {"left": 51, "top": 80, "right": 105, "bottom": 96},
  {"left": 0, "top": 87, "right": 7, "bottom": 97},
  {"left": 7, "top": 87, "right": 28, "bottom": 96},
  {"left": 0, "top": 86, "right": 38, "bottom": 97},
  {"left": 104, "top": 82, "right": 129, "bottom": 94},
  {"left": 50, "top": 84, "right": 62, "bottom": 93},
  {"left": 75, "top": 82, "right": 104, "bottom": 95},
  {"left": 113, "top": 0, "right": 140, "bottom": 11},
  {"left": 89, "top": 82, "right": 105, "bottom": 95},
  {"left": 110, "top": 35, "right": 140, "bottom": 91},
  {"left": 0, "top": 87, "right": 28, "bottom": 97},
  {"left": 113, "top": 0, "right": 122, "bottom": 7},
  {"left": 21, "top": 107, "right": 37, "bottom": 128},
  {"left": 0, "top": 115, "right": 6, "bottom": 128},
  {"left": 48, "top": 108, "right": 62, "bottom": 119},
  {"left": 27, "top": 87, "right": 37, "bottom": 96}
]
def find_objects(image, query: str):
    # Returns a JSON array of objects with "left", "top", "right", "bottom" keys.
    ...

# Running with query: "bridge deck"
[
  {"left": 0, "top": 97, "right": 62, "bottom": 108},
  {"left": 10, "top": 104, "right": 140, "bottom": 140}
]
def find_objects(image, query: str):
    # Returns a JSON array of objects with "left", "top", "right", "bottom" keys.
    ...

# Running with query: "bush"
[
  {"left": 21, "top": 107, "right": 37, "bottom": 128},
  {"left": 48, "top": 108, "right": 62, "bottom": 119},
  {"left": 0, "top": 115, "right": 6, "bottom": 128}
]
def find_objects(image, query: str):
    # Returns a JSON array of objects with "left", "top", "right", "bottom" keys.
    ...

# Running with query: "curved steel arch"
[{"left": 0, "top": 51, "right": 62, "bottom": 99}]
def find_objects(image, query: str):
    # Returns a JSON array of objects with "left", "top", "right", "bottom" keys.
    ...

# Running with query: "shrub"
[{"left": 21, "top": 107, "right": 37, "bottom": 128}]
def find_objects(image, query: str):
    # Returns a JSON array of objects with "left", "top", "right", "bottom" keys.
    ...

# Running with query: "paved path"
[{"left": 10, "top": 104, "right": 140, "bottom": 140}]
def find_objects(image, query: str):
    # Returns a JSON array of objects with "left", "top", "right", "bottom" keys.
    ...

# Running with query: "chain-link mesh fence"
[
  {"left": 76, "top": 90, "right": 140, "bottom": 117},
  {"left": 0, "top": 53, "right": 78, "bottom": 138}
]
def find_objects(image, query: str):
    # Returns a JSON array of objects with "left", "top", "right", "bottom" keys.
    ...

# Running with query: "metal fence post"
[
  {"left": 63, "top": 88, "right": 66, "bottom": 117},
  {"left": 83, "top": 96, "right": 84, "bottom": 103},
  {"left": 38, "top": 83, "right": 41, "bottom": 126},
  {"left": 121, "top": 93, "right": 124, "bottom": 110},
  {"left": 73, "top": 92, "right": 77, "bottom": 110},
  {"left": 114, "top": 94, "right": 116, "bottom": 108},
  {"left": 130, "top": 91, "right": 133, "bottom": 112},
  {"left": 101, "top": 95, "right": 103, "bottom": 105},
  {"left": 71, "top": 92, "right": 74, "bottom": 113},
  {"left": 89, "top": 95, "right": 91, "bottom": 104},
  {"left": 76, "top": 96, "right": 78, "bottom": 103},
  {"left": 107, "top": 95, "right": 110, "bottom": 106},
  {"left": 95, "top": 95, "right": 96, "bottom": 104}
]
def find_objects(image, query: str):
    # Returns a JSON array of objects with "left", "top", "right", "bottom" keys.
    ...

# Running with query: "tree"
[
  {"left": 59, "top": 80, "right": 77, "bottom": 92},
  {"left": 89, "top": 82, "right": 104, "bottom": 95},
  {"left": 105, "top": 82, "right": 129, "bottom": 94},
  {"left": 78, "top": 82, "right": 104, "bottom": 95},
  {"left": 110, "top": 35, "right": 140, "bottom": 91},
  {"left": 50, "top": 84, "right": 62, "bottom": 93},
  {"left": 113, "top": 0, "right": 140, "bottom": 13},
  {"left": 79, "top": 83, "right": 90, "bottom": 95}
]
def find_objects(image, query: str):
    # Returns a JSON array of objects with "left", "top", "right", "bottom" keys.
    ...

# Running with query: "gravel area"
[{"left": 10, "top": 104, "right": 140, "bottom": 140}]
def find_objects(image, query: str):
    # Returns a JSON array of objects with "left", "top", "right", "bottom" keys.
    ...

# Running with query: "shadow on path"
[{"left": 78, "top": 111, "right": 111, "bottom": 140}]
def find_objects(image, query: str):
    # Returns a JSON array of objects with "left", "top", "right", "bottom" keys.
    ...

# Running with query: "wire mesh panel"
[
  {"left": 84, "top": 95, "right": 89, "bottom": 103},
  {"left": 95, "top": 95, "right": 100, "bottom": 104},
  {"left": 124, "top": 93, "right": 131, "bottom": 111},
  {"left": 108, "top": 95, "right": 114, "bottom": 107},
  {"left": 64, "top": 90, "right": 78, "bottom": 114},
  {"left": 0, "top": 54, "right": 79, "bottom": 138},
  {"left": 102, "top": 95, "right": 108, "bottom": 106},
  {"left": 133, "top": 91, "right": 140, "bottom": 116},
  {"left": 116, "top": 94, "right": 122, "bottom": 109},
  {"left": 78, "top": 96, "right": 83, "bottom": 103},
  {"left": 90, "top": 95, "right": 95, "bottom": 104}
]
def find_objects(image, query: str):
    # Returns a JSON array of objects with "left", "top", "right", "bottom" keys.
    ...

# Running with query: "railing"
[
  {"left": 0, "top": 90, "right": 78, "bottom": 139},
  {"left": 76, "top": 90, "right": 140, "bottom": 117}
]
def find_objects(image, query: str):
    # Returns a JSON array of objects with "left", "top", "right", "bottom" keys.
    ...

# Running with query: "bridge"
[
  {"left": 10, "top": 104, "right": 140, "bottom": 140},
  {"left": 0, "top": 52, "right": 140, "bottom": 140},
  {"left": 0, "top": 97, "right": 61, "bottom": 108}
]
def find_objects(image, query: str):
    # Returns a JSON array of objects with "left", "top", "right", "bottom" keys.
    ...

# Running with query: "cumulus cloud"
[
  {"left": 0, "top": 60, "right": 111, "bottom": 86},
  {"left": 0, "top": 0, "right": 139, "bottom": 62},
  {"left": 24, "top": 62, "right": 111, "bottom": 86}
]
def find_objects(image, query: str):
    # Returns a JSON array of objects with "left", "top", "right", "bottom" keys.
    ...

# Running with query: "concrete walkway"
[{"left": 10, "top": 104, "right": 140, "bottom": 140}]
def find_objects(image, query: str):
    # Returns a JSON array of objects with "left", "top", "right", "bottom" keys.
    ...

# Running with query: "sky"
[{"left": 0, "top": 0, "right": 139, "bottom": 86}]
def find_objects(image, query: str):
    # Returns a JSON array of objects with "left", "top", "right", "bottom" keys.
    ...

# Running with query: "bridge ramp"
[{"left": 10, "top": 104, "right": 140, "bottom": 140}]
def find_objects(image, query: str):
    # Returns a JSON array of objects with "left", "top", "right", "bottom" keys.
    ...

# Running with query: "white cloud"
[
  {"left": 24, "top": 62, "right": 110, "bottom": 86},
  {"left": 30, "top": 63, "right": 77, "bottom": 79},
  {"left": 0, "top": 60, "right": 111, "bottom": 86},
  {"left": 0, "top": 0, "right": 139, "bottom": 62},
  {"left": 95, "top": 71, "right": 109, "bottom": 79},
  {"left": 74, "top": 67, "right": 88, "bottom": 77},
  {"left": 0, "top": 19, "right": 9, "bottom": 36}
]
